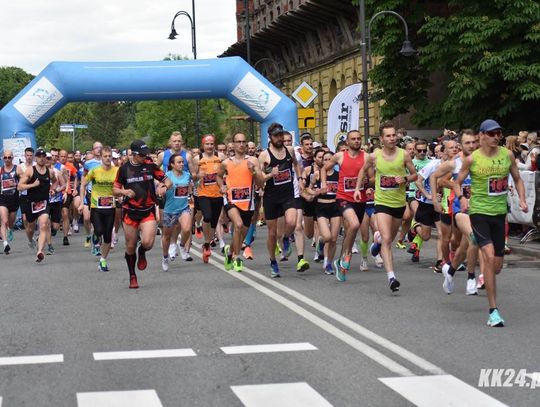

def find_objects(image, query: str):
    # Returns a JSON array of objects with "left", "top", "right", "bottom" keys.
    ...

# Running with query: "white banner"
[
  {"left": 508, "top": 170, "right": 538, "bottom": 227},
  {"left": 231, "top": 72, "right": 281, "bottom": 119},
  {"left": 13, "top": 77, "right": 64, "bottom": 125},
  {"left": 3, "top": 137, "right": 32, "bottom": 165},
  {"left": 326, "top": 83, "right": 362, "bottom": 152}
]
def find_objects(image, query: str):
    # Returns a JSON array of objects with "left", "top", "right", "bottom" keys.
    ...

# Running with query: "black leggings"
[
  {"left": 198, "top": 196, "right": 223, "bottom": 228},
  {"left": 91, "top": 208, "right": 115, "bottom": 244}
]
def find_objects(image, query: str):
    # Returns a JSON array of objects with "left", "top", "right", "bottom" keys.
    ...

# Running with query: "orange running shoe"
[
  {"left": 195, "top": 227, "right": 203, "bottom": 239},
  {"left": 203, "top": 245, "right": 211, "bottom": 263},
  {"left": 243, "top": 246, "right": 253, "bottom": 260}
]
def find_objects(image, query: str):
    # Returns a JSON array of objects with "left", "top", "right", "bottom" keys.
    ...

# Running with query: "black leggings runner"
[
  {"left": 198, "top": 196, "right": 223, "bottom": 228},
  {"left": 91, "top": 208, "right": 115, "bottom": 244}
]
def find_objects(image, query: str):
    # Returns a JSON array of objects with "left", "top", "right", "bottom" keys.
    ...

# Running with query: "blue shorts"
[
  {"left": 163, "top": 206, "right": 192, "bottom": 228},
  {"left": 365, "top": 203, "right": 375, "bottom": 218}
]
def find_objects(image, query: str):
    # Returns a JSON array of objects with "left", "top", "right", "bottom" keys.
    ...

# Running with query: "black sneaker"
[
  {"left": 4, "top": 244, "right": 10, "bottom": 254},
  {"left": 63, "top": 236, "right": 70, "bottom": 246},
  {"left": 411, "top": 249, "right": 420, "bottom": 263},
  {"left": 389, "top": 277, "right": 400, "bottom": 292}
]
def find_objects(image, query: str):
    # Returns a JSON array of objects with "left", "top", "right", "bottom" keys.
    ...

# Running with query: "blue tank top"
[
  {"left": 164, "top": 170, "right": 191, "bottom": 214},
  {"left": 163, "top": 149, "right": 189, "bottom": 173},
  {"left": 452, "top": 156, "right": 471, "bottom": 213}
]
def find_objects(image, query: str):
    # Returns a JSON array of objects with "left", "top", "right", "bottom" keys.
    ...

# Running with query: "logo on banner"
[
  {"left": 326, "top": 84, "right": 362, "bottom": 152},
  {"left": 14, "top": 77, "right": 64, "bottom": 125},
  {"left": 231, "top": 72, "right": 281, "bottom": 119}
]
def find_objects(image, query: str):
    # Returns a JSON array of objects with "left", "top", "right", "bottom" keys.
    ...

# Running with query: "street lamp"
[
  {"left": 243, "top": 0, "right": 255, "bottom": 141},
  {"left": 169, "top": 2, "right": 200, "bottom": 142},
  {"left": 59, "top": 123, "right": 87, "bottom": 151},
  {"left": 253, "top": 58, "right": 283, "bottom": 87},
  {"left": 359, "top": 1, "right": 417, "bottom": 143}
]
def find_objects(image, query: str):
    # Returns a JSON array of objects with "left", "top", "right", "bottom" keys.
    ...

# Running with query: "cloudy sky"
[{"left": 0, "top": 0, "right": 238, "bottom": 75}]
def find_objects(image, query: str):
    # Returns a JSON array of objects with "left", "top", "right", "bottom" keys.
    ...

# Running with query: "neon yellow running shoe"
[
  {"left": 233, "top": 258, "right": 244, "bottom": 273},
  {"left": 224, "top": 245, "right": 233, "bottom": 271},
  {"left": 296, "top": 258, "right": 310, "bottom": 272}
]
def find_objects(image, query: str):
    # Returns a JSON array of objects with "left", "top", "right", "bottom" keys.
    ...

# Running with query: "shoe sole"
[{"left": 390, "top": 279, "right": 401, "bottom": 292}]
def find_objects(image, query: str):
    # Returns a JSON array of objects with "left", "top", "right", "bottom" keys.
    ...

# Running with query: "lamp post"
[
  {"left": 243, "top": 0, "right": 255, "bottom": 141},
  {"left": 169, "top": 1, "right": 200, "bottom": 142},
  {"left": 253, "top": 58, "right": 283, "bottom": 87},
  {"left": 359, "top": 0, "right": 417, "bottom": 144},
  {"left": 59, "top": 123, "right": 87, "bottom": 151}
]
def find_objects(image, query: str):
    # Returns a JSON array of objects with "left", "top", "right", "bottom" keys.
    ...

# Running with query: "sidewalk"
[{"left": 506, "top": 235, "right": 540, "bottom": 258}]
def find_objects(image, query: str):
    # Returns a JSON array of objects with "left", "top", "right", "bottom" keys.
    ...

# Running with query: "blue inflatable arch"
[{"left": 0, "top": 56, "right": 298, "bottom": 157}]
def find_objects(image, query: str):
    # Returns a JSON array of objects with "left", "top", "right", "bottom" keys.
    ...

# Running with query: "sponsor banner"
[
  {"left": 14, "top": 77, "right": 64, "bottom": 125},
  {"left": 3, "top": 137, "right": 32, "bottom": 165},
  {"left": 231, "top": 72, "right": 281, "bottom": 119},
  {"left": 508, "top": 170, "right": 539, "bottom": 227},
  {"left": 326, "top": 83, "right": 362, "bottom": 152}
]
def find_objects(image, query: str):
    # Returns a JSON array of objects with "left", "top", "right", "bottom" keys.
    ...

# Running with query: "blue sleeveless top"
[
  {"left": 163, "top": 149, "right": 189, "bottom": 173},
  {"left": 164, "top": 170, "right": 191, "bottom": 214}
]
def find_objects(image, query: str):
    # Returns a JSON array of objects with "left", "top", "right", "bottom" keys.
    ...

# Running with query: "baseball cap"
[
  {"left": 268, "top": 123, "right": 285, "bottom": 137},
  {"left": 45, "top": 152, "right": 52, "bottom": 158},
  {"left": 35, "top": 148, "right": 46, "bottom": 157},
  {"left": 130, "top": 140, "right": 150, "bottom": 156},
  {"left": 313, "top": 141, "right": 322, "bottom": 148},
  {"left": 112, "top": 151, "right": 120, "bottom": 159},
  {"left": 479, "top": 119, "right": 502, "bottom": 133}
]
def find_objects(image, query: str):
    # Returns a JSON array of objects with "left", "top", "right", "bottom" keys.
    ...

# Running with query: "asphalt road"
[{"left": 0, "top": 226, "right": 539, "bottom": 407}]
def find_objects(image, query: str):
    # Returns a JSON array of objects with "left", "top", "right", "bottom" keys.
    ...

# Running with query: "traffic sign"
[
  {"left": 292, "top": 82, "right": 318, "bottom": 108},
  {"left": 298, "top": 108, "right": 316, "bottom": 129}
]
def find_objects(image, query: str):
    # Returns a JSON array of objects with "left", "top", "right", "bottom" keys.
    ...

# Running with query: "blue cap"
[{"left": 479, "top": 119, "right": 502, "bottom": 133}]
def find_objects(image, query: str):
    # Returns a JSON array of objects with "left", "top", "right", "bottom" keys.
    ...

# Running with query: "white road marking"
[
  {"left": 93, "top": 348, "right": 196, "bottom": 361},
  {"left": 379, "top": 375, "right": 508, "bottom": 407},
  {"left": 77, "top": 389, "right": 163, "bottom": 407},
  {"left": 193, "top": 242, "right": 444, "bottom": 375},
  {"left": 191, "top": 248, "right": 414, "bottom": 376},
  {"left": 231, "top": 382, "right": 333, "bottom": 407},
  {"left": 0, "top": 354, "right": 63, "bottom": 366},
  {"left": 221, "top": 342, "right": 317, "bottom": 355}
]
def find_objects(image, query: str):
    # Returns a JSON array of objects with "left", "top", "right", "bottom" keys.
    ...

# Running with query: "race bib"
[
  {"left": 174, "top": 186, "right": 189, "bottom": 198},
  {"left": 462, "top": 185, "right": 472, "bottom": 199},
  {"left": 326, "top": 181, "right": 338, "bottom": 195},
  {"left": 31, "top": 200, "right": 47, "bottom": 214},
  {"left": 1, "top": 178, "right": 16, "bottom": 193},
  {"left": 343, "top": 177, "right": 357, "bottom": 192},
  {"left": 97, "top": 196, "right": 114, "bottom": 208},
  {"left": 488, "top": 176, "right": 508, "bottom": 196},
  {"left": 273, "top": 169, "right": 292, "bottom": 185},
  {"left": 231, "top": 187, "right": 250, "bottom": 202},
  {"left": 203, "top": 173, "right": 217, "bottom": 185},
  {"left": 380, "top": 175, "right": 399, "bottom": 190}
]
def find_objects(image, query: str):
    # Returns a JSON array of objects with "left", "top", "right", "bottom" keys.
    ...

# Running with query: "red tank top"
[{"left": 336, "top": 150, "right": 367, "bottom": 202}]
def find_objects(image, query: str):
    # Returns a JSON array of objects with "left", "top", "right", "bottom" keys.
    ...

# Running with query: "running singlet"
[
  {"left": 374, "top": 148, "right": 407, "bottom": 208},
  {"left": 417, "top": 159, "right": 441, "bottom": 205},
  {"left": 410, "top": 157, "right": 431, "bottom": 199},
  {"left": 84, "top": 159, "right": 102, "bottom": 193},
  {"left": 164, "top": 170, "right": 190, "bottom": 214},
  {"left": 49, "top": 168, "right": 64, "bottom": 204},
  {"left": 224, "top": 158, "right": 255, "bottom": 211},
  {"left": 452, "top": 156, "right": 471, "bottom": 213},
  {"left": 469, "top": 147, "right": 511, "bottom": 216},
  {"left": 197, "top": 155, "right": 222, "bottom": 198},
  {"left": 336, "top": 150, "right": 366, "bottom": 202},
  {"left": 1, "top": 166, "right": 18, "bottom": 196},
  {"left": 264, "top": 148, "right": 294, "bottom": 197},
  {"left": 27, "top": 167, "right": 51, "bottom": 202},
  {"left": 64, "top": 162, "right": 78, "bottom": 194},
  {"left": 86, "top": 166, "right": 119, "bottom": 209},
  {"left": 162, "top": 149, "right": 189, "bottom": 173},
  {"left": 316, "top": 170, "right": 339, "bottom": 200},
  {"left": 114, "top": 159, "right": 166, "bottom": 212}
]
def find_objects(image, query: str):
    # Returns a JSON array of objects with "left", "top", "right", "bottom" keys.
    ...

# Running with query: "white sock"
[
  {"left": 100, "top": 257, "right": 106, "bottom": 262},
  {"left": 387, "top": 271, "right": 395, "bottom": 281}
]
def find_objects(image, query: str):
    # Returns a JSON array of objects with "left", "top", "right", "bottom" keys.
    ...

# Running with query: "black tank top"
[
  {"left": 27, "top": 166, "right": 51, "bottom": 201},
  {"left": 316, "top": 170, "right": 339, "bottom": 200},
  {"left": 264, "top": 147, "right": 294, "bottom": 196},
  {"left": 1, "top": 165, "right": 18, "bottom": 196}
]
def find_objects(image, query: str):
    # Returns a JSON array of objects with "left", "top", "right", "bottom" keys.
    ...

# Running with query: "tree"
[
  {"left": 0, "top": 66, "right": 34, "bottom": 110},
  {"left": 88, "top": 101, "right": 133, "bottom": 147},
  {"left": 35, "top": 102, "right": 92, "bottom": 149}
]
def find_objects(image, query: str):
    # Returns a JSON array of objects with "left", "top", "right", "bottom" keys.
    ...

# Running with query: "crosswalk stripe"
[
  {"left": 221, "top": 342, "right": 317, "bottom": 354},
  {"left": 379, "top": 375, "right": 508, "bottom": 407},
  {"left": 231, "top": 382, "right": 333, "bottom": 407},
  {"left": 76, "top": 389, "right": 163, "bottom": 407},
  {"left": 93, "top": 348, "right": 196, "bottom": 361},
  {"left": 0, "top": 354, "right": 63, "bottom": 366}
]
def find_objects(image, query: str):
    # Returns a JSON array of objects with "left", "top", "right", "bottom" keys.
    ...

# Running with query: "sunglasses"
[
  {"left": 485, "top": 130, "right": 502, "bottom": 138},
  {"left": 416, "top": 149, "right": 427, "bottom": 153},
  {"left": 3, "top": 156, "right": 13, "bottom": 159}
]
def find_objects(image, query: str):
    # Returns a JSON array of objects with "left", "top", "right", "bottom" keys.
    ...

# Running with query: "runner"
[
  {"left": 0, "top": 150, "right": 24, "bottom": 254},
  {"left": 321, "top": 130, "right": 367, "bottom": 282},
  {"left": 17, "top": 148, "right": 58, "bottom": 262},
  {"left": 258, "top": 123, "right": 302, "bottom": 278},
  {"left": 83, "top": 142, "right": 103, "bottom": 254},
  {"left": 396, "top": 140, "right": 416, "bottom": 249},
  {"left": 452, "top": 120, "right": 527, "bottom": 326},
  {"left": 355, "top": 121, "right": 417, "bottom": 292},
  {"left": 18, "top": 147, "right": 35, "bottom": 244},
  {"left": 45, "top": 153, "right": 66, "bottom": 254},
  {"left": 113, "top": 140, "right": 166, "bottom": 289},
  {"left": 59, "top": 149, "right": 78, "bottom": 245},
  {"left": 80, "top": 147, "right": 118, "bottom": 272},
  {"left": 218, "top": 132, "right": 264, "bottom": 272}
]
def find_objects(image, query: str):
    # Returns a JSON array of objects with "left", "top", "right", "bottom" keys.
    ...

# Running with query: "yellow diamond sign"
[{"left": 292, "top": 81, "right": 318, "bottom": 108}]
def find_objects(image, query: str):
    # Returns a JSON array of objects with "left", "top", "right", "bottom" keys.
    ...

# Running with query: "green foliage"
[{"left": 0, "top": 66, "right": 34, "bottom": 109}]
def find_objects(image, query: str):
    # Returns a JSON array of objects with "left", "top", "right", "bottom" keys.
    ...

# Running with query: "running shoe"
[
  {"left": 113, "top": 233, "right": 119, "bottom": 247},
  {"left": 504, "top": 245, "right": 511, "bottom": 255},
  {"left": 63, "top": 236, "right": 70, "bottom": 246},
  {"left": 411, "top": 249, "right": 420, "bottom": 263},
  {"left": 161, "top": 256, "right": 169, "bottom": 272},
  {"left": 432, "top": 259, "right": 443, "bottom": 273},
  {"left": 3, "top": 243, "right": 10, "bottom": 255},
  {"left": 73, "top": 222, "right": 79, "bottom": 233},
  {"left": 46, "top": 244, "right": 55, "bottom": 255},
  {"left": 137, "top": 245, "right": 147, "bottom": 270},
  {"left": 296, "top": 258, "right": 310, "bottom": 272},
  {"left": 275, "top": 243, "right": 282, "bottom": 257},
  {"left": 370, "top": 242, "right": 381, "bottom": 257},
  {"left": 28, "top": 239, "right": 36, "bottom": 250},
  {"left": 407, "top": 242, "right": 417, "bottom": 254},
  {"left": 219, "top": 239, "right": 226, "bottom": 254},
  {"left": 224, "top": 245, "right": 233, "bottom": 271},
  {"left": 210, "top": 238, "right": 217, "bottom": 247},
  {"left": 407, "top": 226, "right": 417, "bottom": 242},
  {"left": 195, "top": 226, "right": 203, "bottom": 239},
  {"left": 456, "top": 263, "right": 466, "bottom": 272},
  {"left": 325, "top": 262, "right": 335, "bottom": 275},
  {"left": 282, "top": 236, "right": 292, "bottom": 257},
  {"left": 316, "top": 240, "right": 324, "bottom": 259},
  {"left": 395, "top": 240, "right": 406, "bottom": 249},
  {"left": 270, "top": 262, "right": 280, "bottom": 278},
  {"left": 92, "top": 245, "right": 102, "bottom": 257},
  {"left": 341, "top": 254, "right": 352, "bottom": 270},
  {"left": 36, "top": 252, "right": 44, "bottom": 262},
  {"left": 441, "top": 263, "right": 454, "bottom": 294},
  {"left": 375, "top": 254, "right": 384, "bottom": 268},
  {"left": 335, "top": 259, "right": 348, "bottom": 282},
  {"left": 156, "top": 227, "right": 162, "bottom": 236},
  {"left": 7, "top": 228, "right": 13, "bottom": 242},
  {"left": 168, "top": 243, "right": 177, "bottom": 261},
  {"left": 360, "top": 257, "right": 368, "bottom": 272},
  {"left": 202, "top": 245, "right": 211, "bottom": 263},
  {"left": 351, "top": 242, "right": 359, "bottom": 254},
  {"left": 223, "top": 223, "right": 229, "bottom": 234},
  {"left": 179, "top": 245, "right": 193, "bottom": 261},
  {"left": 257, "top": 219, "right": 265, "bottom": 227},
  {"left": 243, "top": 245, "right": 253, "bottom": 260},
  {"left": 68, "top": 227, "right": 73, "bottom": 236},
  {"left": 313, "top": 251, "right": 322, "bottom": 262},
  {"left": 477, "top": 274, "right": 485, "bottom": 289},
  {"left": 129, "top": 275, "right": 139, "bottom": 289},
  {"left": 99, "top": 259, "right": 109, "bottom": 272},
  {"left": 487, "top": 309, "right": 504, "bottom": 327},
  {"left": 84, "top": 235, "right": 91, "bottom": 248},
  {"left": 389, "top": 277, "right": 400, "bottom": 292},
  {"left": 466, "top": 278, "right": 478, "bottom": 295},
  {"left": 233, "top": 258, "right": 244, "bottom": 273}
]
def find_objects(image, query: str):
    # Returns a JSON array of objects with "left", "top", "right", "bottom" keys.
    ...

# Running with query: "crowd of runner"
[{"left": 0, "top": 120, "right": 529, "bottom": 328}]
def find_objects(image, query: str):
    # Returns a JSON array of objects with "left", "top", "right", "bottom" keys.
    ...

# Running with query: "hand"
[
  {"left": 33, "top": 179, "right": 40, "bottom": 187},
  {"left": 270, "top": 166, "right": 279, "bottom": 176},
  {"left": 78, "top": 204, "right": 84, "bottom": 213},
  {"left": 124, "top": 189, "right": 136, "bottom": 199},
  {"left": 220, "top": 185, "right": 227, "bottom": 194},
  {"left": 395, "top": 176, "right": 406, "bottom": 184},
  {"left": 353, "top": 190, "right": 361, "bottom": 202},
  {"left": 71, "top": 189, "right": 78, "bottom": 197},
  {"left": 520, "top": 200, "right": 529, "bottom": 213}
]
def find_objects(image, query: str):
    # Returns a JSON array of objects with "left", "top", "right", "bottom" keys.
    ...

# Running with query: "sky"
[{"left": 0, "top": 0, "right": 238, "bottom": 75}]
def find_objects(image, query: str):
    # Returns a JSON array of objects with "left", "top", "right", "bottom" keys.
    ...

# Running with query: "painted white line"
[
  {"left": 93, "top": 348, "right": 196, "bottom": 361},
  {"left": 221, "top": 342, "right": 317, "bottom": 355},
  {"left": 191, "top": 248, "right": 414, "bottom": 376},
  {"left": 77, "top": 389, "right": 163, "bottom": 407},
  {"left": 0, "top": 354, "right": 63, "bottom": 366},
  {"left": 379, "top": 375, "right": 508, "bottom": 407},
  {"left": 193, "top": 242, "right": 444, "bottom": 375},
  {"left": 231, "top": 382, "right": 333, "bottom": 407}
]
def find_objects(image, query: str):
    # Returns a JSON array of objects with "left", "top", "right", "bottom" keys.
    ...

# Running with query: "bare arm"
[
  {"left": 429, "top": 160, "right": 454, "bottom": 213},
  {"left": 321, "top": 152, "right": 341, "bottom": 192},
  {"left": 453, "top": 155, "right": 473, "bottom": 213},
  {"left": 258, "top": 151, "right": 278, "bottom": 182},
  {"left": 17, "top": 168, "right": 39, "bottom": 191},
  {"left": 509, "top": 150, "right": 528, "bottom": 212}
]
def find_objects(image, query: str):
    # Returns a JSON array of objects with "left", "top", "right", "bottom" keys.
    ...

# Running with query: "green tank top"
[
  {"left": 374, "top": 148, "right": 407, "bottom": 208},
  {"left": 469, "top": 147, "right": 511, "bottom": 216},
  {"left": 409, "top": 157, "right": 431, "bottom": 198}
]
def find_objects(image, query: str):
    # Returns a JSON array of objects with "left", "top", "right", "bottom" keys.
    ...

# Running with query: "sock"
[
  {"left": 360, "top": 240, "right": 368, "bottom": 257},
  {"left": 412, "top": 235, "right": 424, "bottom": 250},
  {"left": 489, "top": 308, "right": 497, "bottom": 314},
  {"left": 387, "top": 271, "right": 395, "bottom": 281},
  {"left": 447, "top": 265, "right": 456, "bottom": 277},
  {"left": 467, "top": 272, "right": 475, "bottom": 280},
  {"left": 298, "top": 254, "right": 303, "bottom": 262},
  {"left": 100, "top": 256, "right": 106, "bottom": 262},
  {"left": 227, "top": 253, "right": 232, "bottom": 262},
  {"left": 138, "top": 245, "right": 146, "bottom": 257},
  {"left": 203, "top": 242, "right": 210, "bottom": 250},
  {"left": 270, "top": 259, "right": 277, "bottom": 266},
  {"left": 124, "top": 252, "right": 136, "bottom": 276}
]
